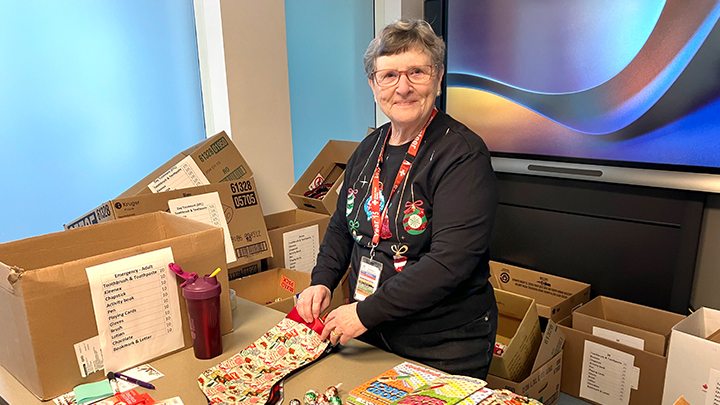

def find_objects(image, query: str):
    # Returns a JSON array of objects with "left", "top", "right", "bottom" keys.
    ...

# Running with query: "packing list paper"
[
  {"left": 86, "top": 247, "right": 183, "bottom": 373},
  {"left": 148, "top": 155, "right": 210, "bottom": 193},
  {"left": 283, "top": 224, "right": 319, "bottom": 273},
  {"left": 168, "top": 192, "right": 236, "bottom": 264},
  {"left": 706, "top": 368, "right": 720, "bottom": 405},
  {"left": 580, "top": 340, "right": 636, "bottom": 405}
]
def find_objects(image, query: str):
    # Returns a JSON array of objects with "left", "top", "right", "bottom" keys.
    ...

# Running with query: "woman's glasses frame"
[{"left": 372, "top": 65, "right": 435, "bottom": 88}]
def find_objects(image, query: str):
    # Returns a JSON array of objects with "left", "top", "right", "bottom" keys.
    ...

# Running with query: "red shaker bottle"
[{"left": 169, "top": 263, "right": 223, "bottom": 359}]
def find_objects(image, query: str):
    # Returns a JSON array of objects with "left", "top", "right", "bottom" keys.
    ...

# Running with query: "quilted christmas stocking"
[{"left": 198, "top": 308, "right": 330, "bottom": 405}]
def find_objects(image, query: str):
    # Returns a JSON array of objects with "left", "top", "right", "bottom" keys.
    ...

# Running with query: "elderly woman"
[{"left": 297, "top": 18, "right": 498, "bottom": 379}]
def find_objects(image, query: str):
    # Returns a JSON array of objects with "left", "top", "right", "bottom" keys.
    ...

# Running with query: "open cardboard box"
[
  {"left": 572, "top": 296, "right": 684, "bottom": 356},
  {"left": 288, "top": 140, "right": 359, "bottom": 216},
  {"left": 558, "top": 296, "right": 685, "bottom": 405},
  {"left": 263, "top": 209, "right": 331, "bottom": 272},
  {"left": 0, "top": 212, "right": 232, "bottom": 400},
  {"left": 489, "top": 289, "right": 542, "bottom": 382},
  {"left": 489, "top": 261, "right": 590, "bottom": 323},
  {"left": 229, "top": 268, "right": 348, "bottom": 314},
  {"left": 64, "top": 179, "right": 272, "bottom": 267},
  {"left": 486, "top": 319, "right": 565, "bottom": 405},
  {"left": 662, "top": 307, "right": 720, "bottom": 405}
]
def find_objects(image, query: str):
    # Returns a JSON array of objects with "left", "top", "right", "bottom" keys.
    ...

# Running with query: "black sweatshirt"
[{"left": 311, "top": 110, "right": 498, "bottom": 335}]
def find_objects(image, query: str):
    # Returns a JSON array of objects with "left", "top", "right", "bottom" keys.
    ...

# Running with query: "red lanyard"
[{"left": 370, "top": 108, "right": 437, "bottom": 245}]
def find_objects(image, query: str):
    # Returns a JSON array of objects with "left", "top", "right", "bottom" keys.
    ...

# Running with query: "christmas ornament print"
[
  {"left": 403, "top": 200, "right": 427, "bottom": 235},
  {"left": 346, "top": 188, "right": 358, "bottom": 216},
  {"left": 391, "top": 245, "right": 408, "bottom": 272}
]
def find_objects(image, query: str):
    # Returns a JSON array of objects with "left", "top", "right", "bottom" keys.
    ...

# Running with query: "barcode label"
[{"left": 235, "top": 241, "right": 269, "bottom": 258}]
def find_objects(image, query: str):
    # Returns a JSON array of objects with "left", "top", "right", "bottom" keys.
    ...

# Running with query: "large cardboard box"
[
  {"left": 288, "top": 140, "right": 359, "bottom": 215},
  {"left": 0, "top": 212, "right": 233, "bottom": 400},
  {"left": 229, "top": 268, "right": 347, "bottom": 315},
  {"left": 662, "top": 307, "right": 720, "bottom": 405},
  {"left": 489, "top": 261, "right": 591, "bottom": 322},
  {"left": 264, "top": 209, "right": 331, "bottom": 271},
  {"left": 572, "top": 296, "right": 684, "bottom": 356},
  {"left": 489, "top": 289, "right": 543, "bottom": 382},
  {"left": 64, "top": 132, "right": 253, "bottom": 229},
  {"left": 64, "top": 179, "right": 272, "bottom": 266},
  {"left": 120, "top": 131, "right": 253, "bottom": 197},
  {"left": 558, "top": 296, "right": 685, "bottom": 405}
]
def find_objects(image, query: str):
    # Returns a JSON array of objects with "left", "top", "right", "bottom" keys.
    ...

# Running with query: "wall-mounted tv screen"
[{"left": 444, "top": 0, "right": 720, "bottom": 192}]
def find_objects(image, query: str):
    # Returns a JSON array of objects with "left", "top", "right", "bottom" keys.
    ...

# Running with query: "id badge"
[{"left": 354, "top": 256, "right": 383, "bottom": 301}]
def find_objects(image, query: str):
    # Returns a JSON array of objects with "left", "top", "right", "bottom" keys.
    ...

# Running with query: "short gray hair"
[{"left": 363, "top": 18, "right": 446, "bottom": 78}]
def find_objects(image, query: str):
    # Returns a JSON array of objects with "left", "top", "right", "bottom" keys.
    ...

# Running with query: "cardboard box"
[
  {"left": 662, "top": 307, "right": 720, "bottom": 405},
  {"left": 489, "top": 289, "right": 543, "bottom": 382},
  {"left": 263, "top": 209, "right": 331, "bottom": 271},
  {"left": 487, "top": 351, "right": 563, "bottom": 405},
  {"left": 228, "top": 260, "right": 262, "bottom": 281},
  {"left": 489, "top": 261, "right": 591, "bottom": 322},
  {"left": 572, "top": 296, "right": 684, "bottom": 356},
  {"left": 64, "top": 178, "right": 272, "bottom": 266},
  {"left": 229, "top": 268, "right": 348, "bottom": 315},
  {"left": 0, "top": 212, "right": 233, "bottom": 400},
  {"left": 120, "top": 131, "right": 253, "bottom": 197},
  {"left": 486, "top": 318, "right": 565, "bottom": 405},
  {"left": 288, "top": 140, "right": 359, "bottom": 215},
  {"left": 558, "top": 297, "right": 685, "bottom": 405}
]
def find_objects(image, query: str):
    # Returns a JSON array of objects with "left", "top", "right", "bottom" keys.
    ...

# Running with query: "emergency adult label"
[
  {"left": 85, "top": 247, "right": 183, "bottom": 373},
  {"left": 283, "top": 224, "right": 319, "bottom": 273},
  {"left": 579, "top": 340, "right": 636, "bottom": 405}
]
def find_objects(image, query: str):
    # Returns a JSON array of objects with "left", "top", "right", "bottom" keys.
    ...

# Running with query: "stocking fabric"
[{"left": 198, "top": 308, "right": 330, "bottom": 404}]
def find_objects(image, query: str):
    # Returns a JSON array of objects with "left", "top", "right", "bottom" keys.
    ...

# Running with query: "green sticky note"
[{"left": 73, "top": 380, "right": 114, "bottom": 404}]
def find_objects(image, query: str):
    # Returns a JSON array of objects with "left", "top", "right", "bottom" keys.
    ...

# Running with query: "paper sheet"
[
  {"left": 0, "top": 260, "right": 14, "bottom": 293},
  {"left": 593, "top": 326, "right": 645, "bottom": 350},
  {"left": 53, "top": 364, "right": 164, "bottom": 405},
  {"left": 148, "top": 155, "right": 210, "bottom": 193},
  {"left": 705, "top": 368, "right": 720, "bottom": 405},
  {"left": 168, "top": 192, "right": 236, "bottom": 264},
  {"left": 579, "top": 340, "right": 636, "bottom": 405},
  {"left": 283, "top": 224, "right": 319, "bottom": 273},
  {"left": 86, "top": 247, "right": 184, "bottom": 373},
  {"left": 74, "top": 336, "right": 104, "bottom": 378}
]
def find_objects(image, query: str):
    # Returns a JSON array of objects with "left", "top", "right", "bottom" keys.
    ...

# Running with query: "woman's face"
[{"left": 369, "top": 48, "right": 443, "bottom": 131}]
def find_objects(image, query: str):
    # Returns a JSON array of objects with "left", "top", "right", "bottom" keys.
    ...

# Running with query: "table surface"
[{"left": 0, "top": 298, "right": 409, "bottom": 404}]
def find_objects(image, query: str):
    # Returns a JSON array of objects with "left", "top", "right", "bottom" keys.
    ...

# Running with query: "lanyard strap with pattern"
[{"left": 370, "top": 108, "right": 437, "bottom": 245}]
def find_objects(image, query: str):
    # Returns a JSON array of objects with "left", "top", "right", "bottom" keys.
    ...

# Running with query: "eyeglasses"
[{"left": 372, "top": 65, "right": 434, "bottom": 87}]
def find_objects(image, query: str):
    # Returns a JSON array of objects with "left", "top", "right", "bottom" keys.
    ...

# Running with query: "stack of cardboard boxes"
[{"left": 486, "top": 261, "right": 591, "bottom": 405}]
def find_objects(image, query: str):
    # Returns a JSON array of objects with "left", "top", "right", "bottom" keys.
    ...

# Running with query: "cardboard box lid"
[
  {"left": 573, "top": 296, "right": 685, "bottom": 356},
  {"left": 265, "top": 209, "right": 329, "bottom": 231},
  {"left": 118, "top": 131, "right": 253, "bottom": 198},
  {"left": 0, "top": 212, "right": 232, "bottom": 400},
  {"left": 288, "top": 140, "right": 359, "bottom": 215},
  {"left": 489, "top": 261, "right": 591, "bottom": 321}
]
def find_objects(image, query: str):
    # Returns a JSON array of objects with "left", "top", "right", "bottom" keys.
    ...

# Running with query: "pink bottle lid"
[{"left": 182, "top": 275, "right": 221, "bottom": 300}]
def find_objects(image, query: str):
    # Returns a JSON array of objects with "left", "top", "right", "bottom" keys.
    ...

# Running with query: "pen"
[
  {"left": 106, "top": 372, "right": 120, "bottom": 394},
  {"left": 378, "top": 375, "right": 412, "bottom": 381},
  {"left": 111, "top": 371, "right": 156, "bottom": 390}
]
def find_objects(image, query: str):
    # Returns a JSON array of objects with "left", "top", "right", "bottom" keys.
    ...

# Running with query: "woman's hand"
[
  {"left": 319, "top": 302, "right": 368, "bottom": 346},
  {"left": 296, "top": 285, "right": 331, "bottom": 323}
]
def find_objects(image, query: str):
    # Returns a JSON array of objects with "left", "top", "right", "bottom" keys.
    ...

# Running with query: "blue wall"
[
  {"left": 285, "top": 1, "right": 375, "bottom": 179},
  {"left": 0, "top": 1, "right": 205, "bottom": 243}
]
